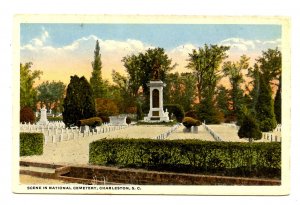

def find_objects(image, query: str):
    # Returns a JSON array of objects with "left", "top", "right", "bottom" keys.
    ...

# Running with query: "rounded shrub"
[
  {"left": 20, "top": 106, "right": 35, "bottom": 124},
  {"left": 126, "top": 117, "right": 132, "bottom": 125},
  {"left": 77, "top": 117, "right": 102, "bottom": 127},
  {"left": 182, "top": 117, "right": 201, "bottom": 128}
]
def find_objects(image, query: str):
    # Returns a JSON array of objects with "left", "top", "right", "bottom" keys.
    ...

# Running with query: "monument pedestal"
[
  {"left": 37, "top": 107, "right": 49, "bottom": 125},
  {"left": 143, "top": 80, "right": 169, "bottom": 122}
]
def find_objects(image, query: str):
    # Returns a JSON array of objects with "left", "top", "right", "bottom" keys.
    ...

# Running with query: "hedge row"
[
  {"left": 89, "top": 139, "right": 281, "bottom": 178},
  {"left": 20, "top": 132, "right": 44, "bottom": 156}
]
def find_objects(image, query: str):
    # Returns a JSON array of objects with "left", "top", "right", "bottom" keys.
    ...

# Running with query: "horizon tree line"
[{"left": 20, "top": 40, "right": 282, "bottom": 137}]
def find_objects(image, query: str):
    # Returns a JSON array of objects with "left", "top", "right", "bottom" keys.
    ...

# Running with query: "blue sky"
[
  {"left": 20, "top": 23, "right": 282, "bottom": 84},
  {"left": 21, "top": 23, "right": 281, "bottom": 49}
]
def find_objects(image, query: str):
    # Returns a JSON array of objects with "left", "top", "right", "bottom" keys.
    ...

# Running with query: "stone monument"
[
  {"left": 37, "top": 107, "right": 49, "bottom": 125},
  {"left": 143, "top": 63, "right": 169, "bottom": 122}
]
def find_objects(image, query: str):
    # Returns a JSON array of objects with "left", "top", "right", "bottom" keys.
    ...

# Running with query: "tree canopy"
[
  {"left": 37, "top": 81, "right": 66, "bottom": 113},
  {"left": 186, "top": 44, "right": 230, "bottom": 102},
  {"left": 20, "top": 62, "right": 42, "bottom": 109}
]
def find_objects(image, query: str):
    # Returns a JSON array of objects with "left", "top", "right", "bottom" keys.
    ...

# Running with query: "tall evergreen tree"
[
  {"left": 238, "top": 113, "right": 262, "bottom": 142},
  {"left": 63, "top": 75, "right": 96, "bottom": 127},
  {"left": 255, "top": 74, "right": 277, "bottom": 132},
  {"left": 90, "top": 40, "right": 104, "bottom": 98},
  {"left": 274, "top": 75, "right": 282, "bottom": 124}
]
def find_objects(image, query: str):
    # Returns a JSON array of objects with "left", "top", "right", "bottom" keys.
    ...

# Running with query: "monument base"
[{"left": 143, "top": 108, "right": 170, "bottom": 122}]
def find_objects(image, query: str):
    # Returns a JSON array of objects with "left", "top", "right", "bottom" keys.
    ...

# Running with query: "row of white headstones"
[
  {"left": 19, "top": 121, "right": 182, "bottom": 143},
  {"left": 20, "top": 122, "right": 128, "bottom": 144}
]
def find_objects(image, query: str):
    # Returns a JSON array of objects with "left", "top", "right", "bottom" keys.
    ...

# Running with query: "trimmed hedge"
[
  {"left": 77, "top": 117, "right": 102, "bottom": 127},
  {"left": 20, "top": 133, "right": 43, "bottom": 156},
  {"left": 89, "top": 139, "right": 281, "bottom": 178}
]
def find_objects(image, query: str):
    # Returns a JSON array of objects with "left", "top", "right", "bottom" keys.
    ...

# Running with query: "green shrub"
[
  {"left": 47, "top": 116, "right": 63, "bottom": 121},
  {"left": 182, "top": 117, "right": 201, "bottom": 128},
  {"left": 20, "top": 106, "right": 35, "bottom": 124},
  {"left": 100, "top": 116, "right": 110, "bottom": 123},
  {"left": 238, "top": 114, "right": 262, "bottom": 141},
  {"left": 20, "top": 133, "right": 43, "bottom": 156},
  {"left": 89, "top": 139, "right": 281, "bottom": 178},
  {"left": 164, "top": 104, "right": 184, "bottom": 122},
  {"left": 77, "top": 117, "right": 102, "bottom": 127}
]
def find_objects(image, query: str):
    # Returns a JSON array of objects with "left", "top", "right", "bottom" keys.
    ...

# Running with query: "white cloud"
[
  {"left": 22, "top": 27, "right": 50, "bottom": 49},
  {"left": 218, "top": 37, "right": 281, "bottom": 52},
  {"left": 262, "top": 38, "right": 281, "bottom": 47},
  {"left": 219, "top": 38, "right": 256, "bottom": 51}
]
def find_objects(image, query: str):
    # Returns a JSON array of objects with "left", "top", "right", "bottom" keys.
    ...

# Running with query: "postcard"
[{"left": 13, "top": 15, "right": 290, "bottom": 195}]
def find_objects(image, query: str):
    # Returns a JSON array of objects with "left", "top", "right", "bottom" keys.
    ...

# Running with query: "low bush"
[
  {"left": 47, "top": 116, "right": 63, "bottom": 121},
  {"left": 164, "top": 104, "right": 184, "bottom": 122},
  {"left": 20, "top": 133, "right": 43, "bottom": 156},
  {"left": 182, "top": 117, "right": 201, "bottom": 128},
  {"left": 126, "top": 117, "right": 132, "bottom": 125},
  {"left": 20, "top": 106, "right": 35, "bottom": 124},
  {"left": 136, "top": 120, "right": 177, "bottom": 126},
  {"left": 89, "top": 139, "right": 281, "bottom": 178},
  {"left": 77, "top": 117, "right": 102, "bottom": 127},
  {"left": 100, "top": 116, "right": 110, "bottom": 123}
]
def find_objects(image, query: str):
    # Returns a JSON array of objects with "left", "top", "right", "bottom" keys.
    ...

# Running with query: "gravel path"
[{"left": 207, "top": 124, "right": 247, "bottom": 142}]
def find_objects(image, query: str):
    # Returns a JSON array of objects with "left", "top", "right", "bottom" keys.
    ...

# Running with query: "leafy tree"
[
  {"left": 216, "top": 85, "right": 231, "bottom": 121},
  {"left": 20, "top": 62, "right": 43, "bottom": 109},
  {"left": 245, "top": 64, "right": 260, "bottom": 113},
  {"left": 165, "top": 72, "right": 197, "bottom": 111},
  {"left": 274, "top": 75, "right": 282, "bottom": 124},
  {"left": 186, "top": 44, "right": 229, "bottom": 102},
  {"left": 195, "top": 96, "right": 223, "bottom": 124},
  {"left": 255, "top": 74, "right": 277, "bottom": 132},
  {"left": 119, "top": 48, "right": 176, "bottom": 114},
  {"left": 63, "top": 75, "right": 96, "bottom": 127},
  {"left": 186, "top": 44, "right": 229, "bottom": 124},
  {"left": 112, "top": 70, "right": 137, "bottom": 113},
  {"left": 37, "top": 81, "right": 66, "bottom": 113},
  {"left": 222, "top": 55, "right": 250, "bottom": 122},
  {"left": 95, "top": 98, "right": 119, "bottom": 117},
  {"left": 90, "top": 40, "right": 105, "bottom": 98},
  {"left": 238, "top": 113, "right": 262, "bottom": 142},
  {"left": 255, "top": 48, "right": 281, "bottom": 83}
]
